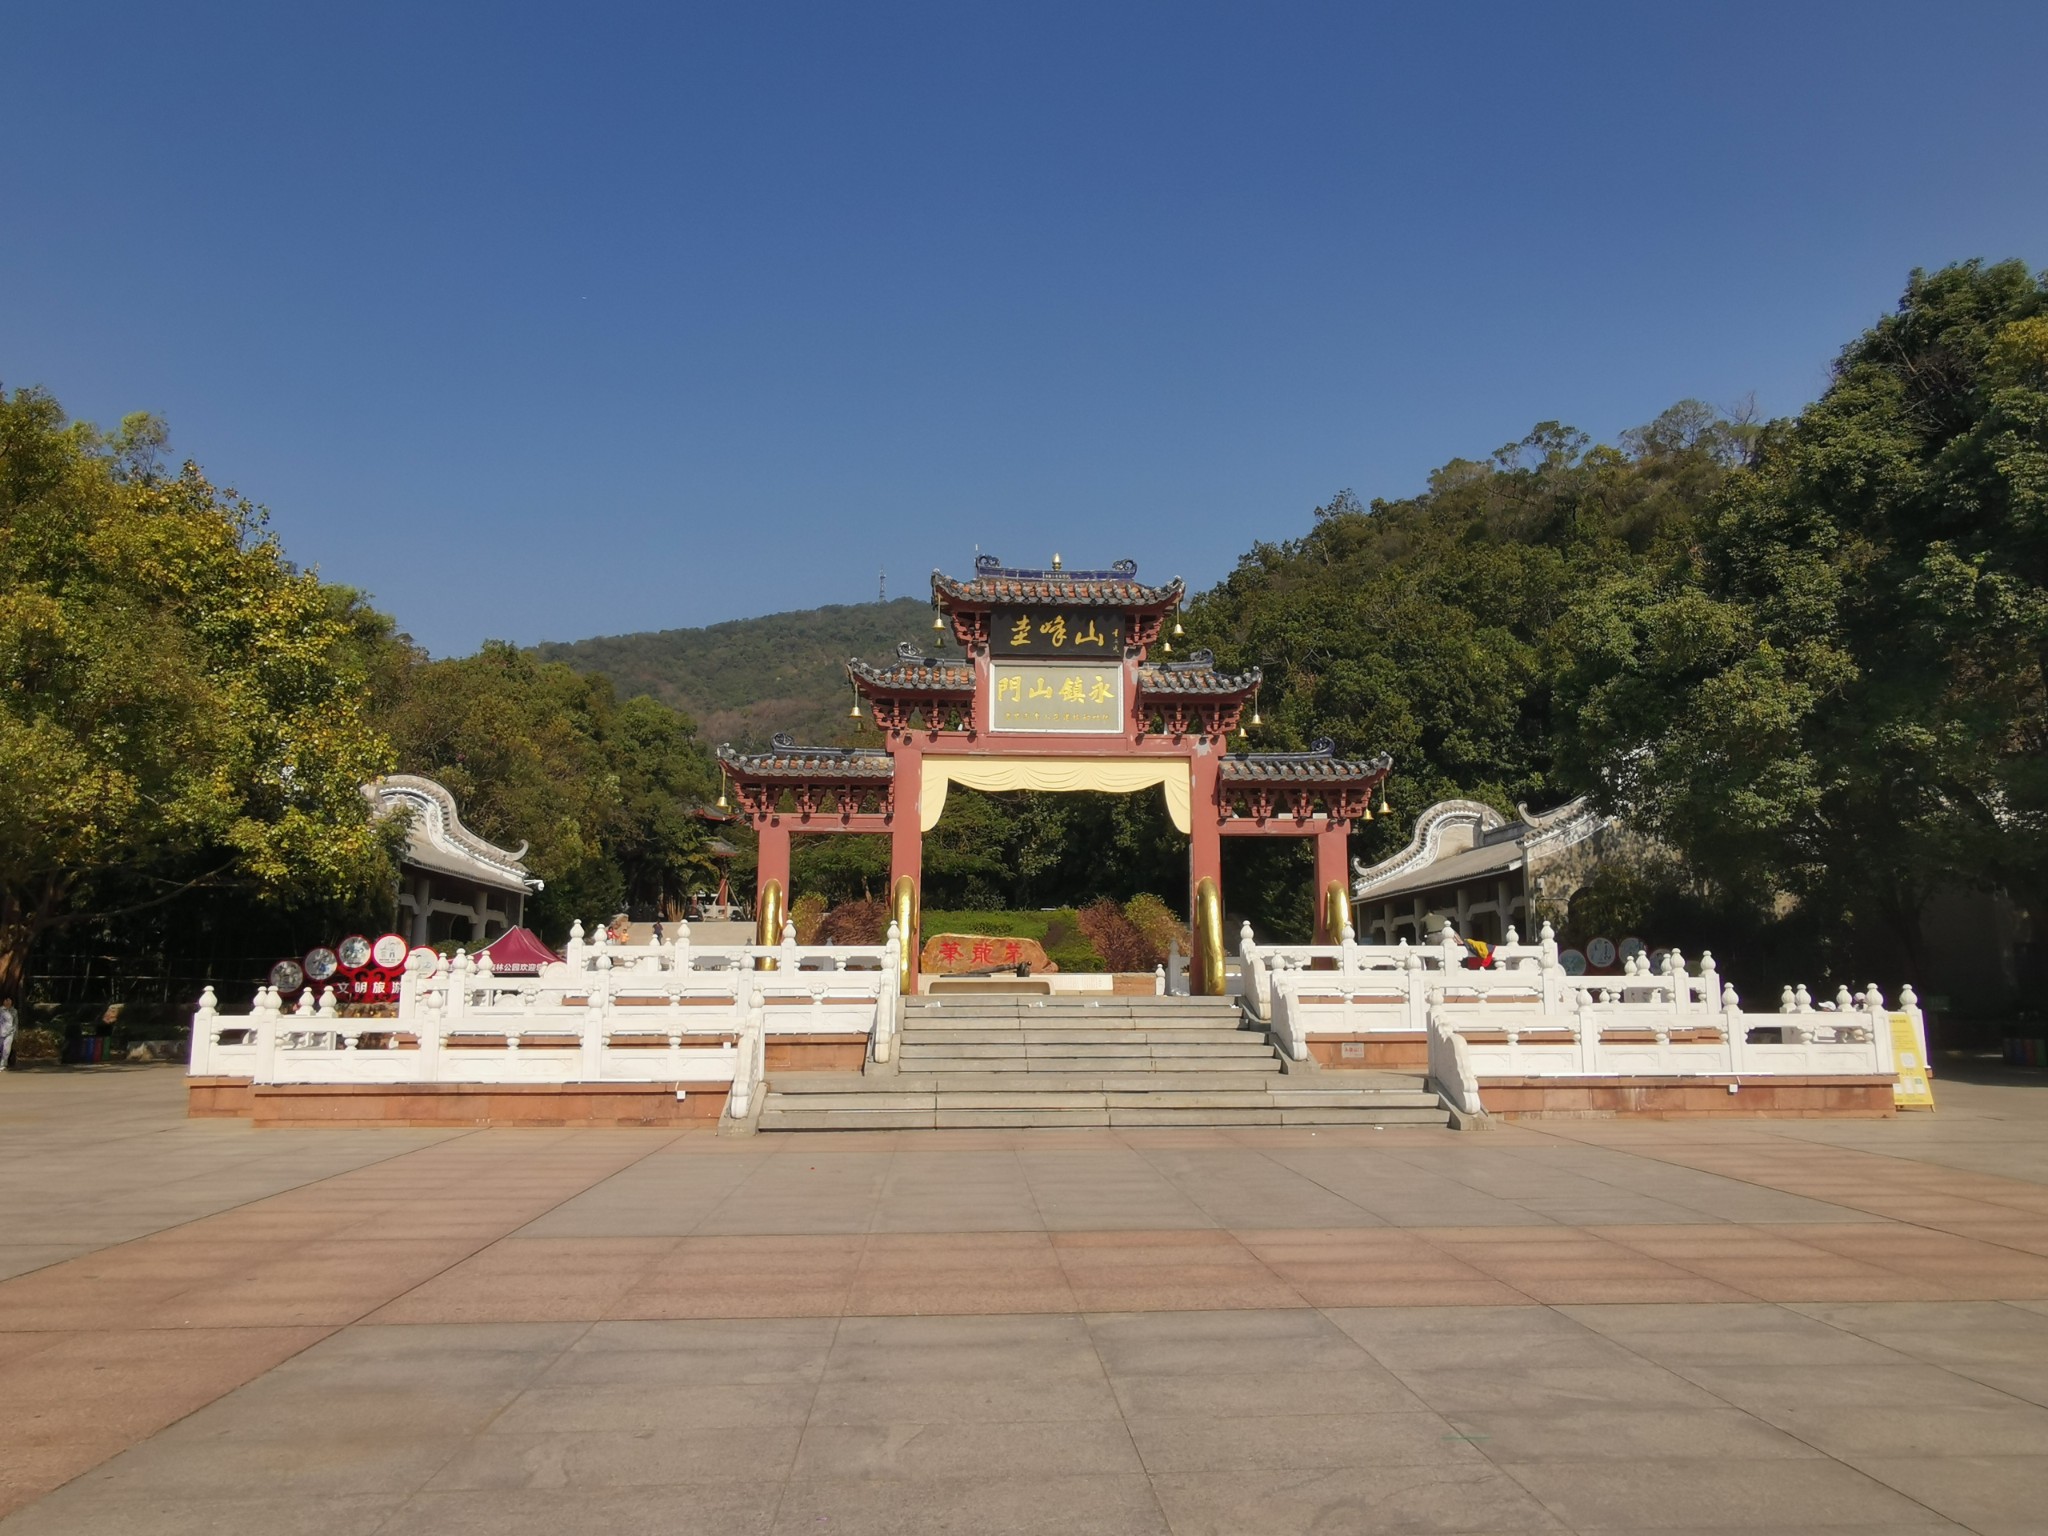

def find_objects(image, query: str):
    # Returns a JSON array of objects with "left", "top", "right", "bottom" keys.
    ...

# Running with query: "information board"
[{"left": 1889, "top": 1011, "right": 1935, "bottom": 1110}]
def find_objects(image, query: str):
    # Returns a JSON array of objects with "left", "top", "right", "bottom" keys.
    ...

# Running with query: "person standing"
[{"left": 0, "top": 997, "right": 17, "bottom": 1071}]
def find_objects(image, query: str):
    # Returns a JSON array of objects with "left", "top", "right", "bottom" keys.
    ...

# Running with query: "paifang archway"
[{"left": 715, "top": 556, "right": 1391, "bottom": 992}]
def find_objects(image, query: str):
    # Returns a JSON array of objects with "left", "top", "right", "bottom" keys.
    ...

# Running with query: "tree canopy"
[
  {"left": 1554, "top": 260, "right": 2047, "bottom": 972},
  {"left": 0, "top": 387, "right": 394, "bottom": 1000}
]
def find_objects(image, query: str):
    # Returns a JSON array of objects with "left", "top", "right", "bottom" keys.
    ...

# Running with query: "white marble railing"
[
  {"left": 1244, "top": 918, "right": 1918, "bottom": 1086},
  {"left": 1433, "top": 986, "right": 1905, "bottom": 1081},
  {"left": 189, "top": 923, "right": 903, "bottom": 1098}
]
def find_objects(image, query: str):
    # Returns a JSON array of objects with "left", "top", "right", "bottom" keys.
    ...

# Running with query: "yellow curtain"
[{"left": 919, "top": 756, "right": 1192, "bottom": 834}]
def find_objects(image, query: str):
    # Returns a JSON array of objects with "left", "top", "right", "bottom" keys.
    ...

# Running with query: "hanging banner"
[
  {"left": 919, "top": 755, "right": 1191, "bottom": 833},
  {"left": 989, "top": 662, "right": 1124, "bottom": 734},
  {"left": 1889, "top": 1011, "right": 1935, "bottom": 1110}
]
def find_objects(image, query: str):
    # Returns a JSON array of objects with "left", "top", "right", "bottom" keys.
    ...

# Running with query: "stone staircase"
[{"left": 756, "top": 994, "right": 1449, "bottom": 1131}]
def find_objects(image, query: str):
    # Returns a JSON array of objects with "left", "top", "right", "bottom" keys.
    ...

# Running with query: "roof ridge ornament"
[{"left": 966, "top": 554, "right": 1141, "bottom": 582}]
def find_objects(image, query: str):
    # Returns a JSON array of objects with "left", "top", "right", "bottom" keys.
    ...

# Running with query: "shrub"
[
  {"left": 819, "top": 896, "right": 888, "bottom": 946},
  {"left": 1123, "top": 894, "right": 1189, "bottom": 963},
  {"left": 791, "top": 892, "right": 828, "bottom": 945},
  {"left": 1078, "top": 898, "right": 1157, "bottom": 973}
]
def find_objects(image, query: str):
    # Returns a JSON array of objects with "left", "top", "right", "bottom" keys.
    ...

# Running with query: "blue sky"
[{"left": 6, "top": 2, "right": 2046, "bottom": 655}]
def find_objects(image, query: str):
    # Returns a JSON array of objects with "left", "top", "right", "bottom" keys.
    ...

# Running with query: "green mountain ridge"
[{"left": 534, "top": 597, "right": 937, "bottom": 749}]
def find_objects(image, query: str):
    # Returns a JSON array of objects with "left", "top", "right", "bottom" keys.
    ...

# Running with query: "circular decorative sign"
[
  {"left": 371, "top": 933, "right": 408, "bottom": 969},
  {"left": 1585, "top": 936, "right": 1617, "bottom": 969},
  {"left": 1559, "top": 948, "right": 1588, "bottom": 975},
  {"left": 303, "top": 947, "right": 338, "bottom": 982},
  {"left": 268, "top": 958, "right": 305, "bottom": 993},
  {"left": 1648, "top": 947, "right": 1671, "bottom": 974},
  {"left": 1619, "top": 936, "right": 1646, "bottom": 962},
  {"left": 408, "top": 946, "right": 438, "bottom": 971},
  {"left": 336, "top": 934, "right": 372, "bottom": 972}
]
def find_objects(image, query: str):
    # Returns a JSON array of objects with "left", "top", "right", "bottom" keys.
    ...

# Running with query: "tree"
[
  {"left": 379, "top": 641, "right": 720, "bottom": 935},
  {"left": 0, "top": 387, "right": 395, "bottom": 1000},
  {"left": 1555, "top": 261, "right": 2048, "bottom": 974},
  {"left": 1184, "top": 403, "right": 1745, "bottom": 867}
]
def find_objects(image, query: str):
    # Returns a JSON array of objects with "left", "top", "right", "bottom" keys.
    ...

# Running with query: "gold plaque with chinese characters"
[
  {"left": 989, "top": 607, "right": 1124, "bottom": 657},
  {"left": 989, "top": 662, "right": 1124, "bottom": 733}
]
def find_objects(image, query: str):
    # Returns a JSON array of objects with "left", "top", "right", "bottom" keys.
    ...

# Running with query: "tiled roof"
[
  {"left": 933, "top": 556, "right": 1183, "bottom": 609},
  {"left": 1135, "top": 651, "right": 1261, "bottom": 696},
  {"left": 1220, "top": 743, "right": 1392, "bottom": 783},
  {"left": 847, "top": 646, "right": 975, "bottom": 692},
  {"left": 717, "top": 738, "right": 896, "bottom": 780}
]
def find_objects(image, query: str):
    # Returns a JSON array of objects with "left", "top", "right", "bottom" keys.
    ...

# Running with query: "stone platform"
[{"left": 4, "top": 1065, "right": 2048, "bottom": 1533}]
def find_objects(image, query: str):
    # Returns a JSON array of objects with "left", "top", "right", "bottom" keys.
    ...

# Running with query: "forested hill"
[{"left": 535, "top": 597, "right": 934, "bottom": 748}]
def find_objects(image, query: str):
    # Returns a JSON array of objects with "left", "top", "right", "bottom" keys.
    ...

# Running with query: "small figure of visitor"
[{"left": 0, "top": 997, "right": 16, "bottom": 1071}]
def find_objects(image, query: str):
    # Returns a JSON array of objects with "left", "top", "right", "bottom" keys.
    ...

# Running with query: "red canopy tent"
[{"left": 478, "top": 927, "right": 561, "bottom": 975}]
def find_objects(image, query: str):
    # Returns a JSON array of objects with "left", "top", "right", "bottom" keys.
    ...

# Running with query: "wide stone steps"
[{"left": 754, "top": 995, "right": 1450, "bottom": 1132}]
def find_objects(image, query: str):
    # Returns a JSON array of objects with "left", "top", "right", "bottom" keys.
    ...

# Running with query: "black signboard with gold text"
[{"left": 990, "top": 607, "right": 1125, "bottom": 657}]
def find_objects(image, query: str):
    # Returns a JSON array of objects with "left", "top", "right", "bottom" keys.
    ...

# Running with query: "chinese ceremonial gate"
[{"left": 715, "top": 556, "right": 1391, "bottom": 992}]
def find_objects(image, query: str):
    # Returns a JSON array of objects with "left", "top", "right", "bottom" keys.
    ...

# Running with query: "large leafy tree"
[
  {"left": 1185, "top": 405, "right": 1748, "bottom": 862},
  {"left": 1556, "top": 261, "right": 2048, "bottom": 973},
  {"left": 379, "top": 641, "right": 719, "bottom": 935},
  {"left": 0, "top": 387, "right": 395, "bottom": 1000}
]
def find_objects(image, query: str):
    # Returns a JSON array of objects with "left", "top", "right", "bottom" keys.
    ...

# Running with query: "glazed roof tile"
[
  {"left": 847, "top": 647, "right": 976, "bottom": 692},
  {"left": 717, "top": 738, "right": 896, "bottom": 780},
  {"left": 1220, "top": 743, "right": 1392, "bottom": 783},
  {"left": 1135, "top": 651, "right": 1261, "bottom": 695},
  {"left": 933, "top": 556, "right": 1183, "bottom": 609}
]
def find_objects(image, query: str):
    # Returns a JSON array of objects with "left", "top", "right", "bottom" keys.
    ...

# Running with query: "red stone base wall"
[
  {"left": 1306, "top": 1035, "right": 1430, "bottom": 1070},
  {"left": 187, "top": 1076, "right": 254, "bottom": 1118},
  {"left": 764, "top": 1036, "right": 869, "bottom": 1071},
  {"left": 1480, "top": 1075, "right": 1896, "bottom": 1119},
  {"left": 190, "top": 1080, "right": 731, "bottom": 1127}
]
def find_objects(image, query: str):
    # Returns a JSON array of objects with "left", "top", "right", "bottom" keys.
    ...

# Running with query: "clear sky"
[{"left": 5, "top": 2, "right": 2046, "bottom": 655}]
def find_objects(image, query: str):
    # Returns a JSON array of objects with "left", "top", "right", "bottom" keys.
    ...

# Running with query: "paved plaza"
[{"left": 2, "top": 1071, "right": 2047, "bottom": 1533}]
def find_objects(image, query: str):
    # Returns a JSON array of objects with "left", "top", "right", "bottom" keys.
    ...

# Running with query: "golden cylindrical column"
[
  {"left": 1193, "top": 876, "right": 1226, "bottom": 996},
  {"left": 1322, "top": 880, "right": 1354, "bottom": 945},
  {"left": 754, "top": 879, "right": 785, "bottom": 969},
  {"left": 891, "top": 874, "right": 919, "bottom": 996}
]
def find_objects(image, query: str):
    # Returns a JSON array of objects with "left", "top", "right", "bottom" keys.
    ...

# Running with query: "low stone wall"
[
  {"left": 764, "top": 1035, "right": 869, "bottom": 1071},
  {"left": 187, "top": 1076, "right": 254, "bottom": 1118},
  {"left": 213, "top": 1080, "right": 733, "bottom": 1128},
  {"left": 1479, "top": 1075, "right": 1897, "bottom": 1119},
  {"left": 1306, "top": 1035, "right": 1429, "bottom": 1070}
]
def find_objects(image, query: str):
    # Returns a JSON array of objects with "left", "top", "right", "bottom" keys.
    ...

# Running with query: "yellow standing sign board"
[{"left": 1889, "top": 1011, "right": 1935, "bottom": 1110}]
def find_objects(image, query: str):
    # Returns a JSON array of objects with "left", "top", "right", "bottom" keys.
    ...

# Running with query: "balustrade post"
[
  {"left": 1864, "top": 983, "right": 1888, "bottom": 1058},
  {"left": 781, "top": 920, "right": 799, "bottom": 975},
  {"left": 252, "top": 987, "right": 280, "bottom": 1083},
  {"left": 1538, "top": 921, "right": 1563, "bottom": 1016},
  {"left": 674, "top": 917, "right": 692, "bottom": 974},
  {"left": 190, "top": 986, "right": 219, "bottom": 1074},
  {"left": 416, "top": 955, "right": 444, "bottom": 1079},
  {"left": 565, "top": 919, "right": 586, "bottom": 972},
  {"left": 583, "top": 952, "right": 610, "bottom": 1080}
]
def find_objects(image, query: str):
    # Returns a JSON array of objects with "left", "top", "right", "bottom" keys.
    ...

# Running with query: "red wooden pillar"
[
  {"left": 1313, "top": 823, "right": 1351, "bottom": 942},
  {"left": 890, "top": 743, "right": 924, "bottom": 988},
  {"left": 756, "top": 820, "right": 791, "bottom": 917},
  {"left": 1188, "top": 754, "right": 1223, "bottom": 927}
]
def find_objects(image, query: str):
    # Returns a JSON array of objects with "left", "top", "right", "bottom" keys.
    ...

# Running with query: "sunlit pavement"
[{"left": 3, "top": 1067, "right": 2046, "bottom": 1534}]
